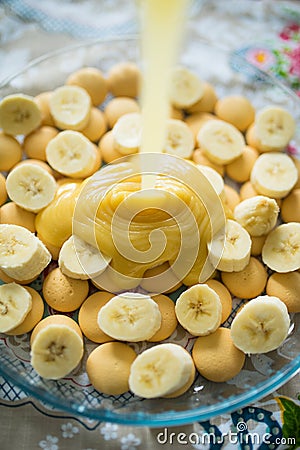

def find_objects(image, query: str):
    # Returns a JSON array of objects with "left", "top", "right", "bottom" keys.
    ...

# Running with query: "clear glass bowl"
[{"left": 0, "top": 36, "right": 299, "bottom": 427}]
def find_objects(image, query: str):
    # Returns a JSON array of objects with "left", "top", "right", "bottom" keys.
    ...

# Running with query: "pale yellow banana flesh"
[
  {"left": 251, "top": 153, "right": 298, "bottom": 199},
  {"left": 30, "top": 324, "right": 84, "bottom": 379},
  {"left": 128, "top": 343, "right": 194, "bottom": 398},
  {"left": 6, "top": 163, "right": 57, "bottom": 213},
  {"left": 0, "top": 94, "right": 41, "bottom": 136},
  {"left": 175, "top": 284, "right": 222, "bottom": 336},
  {"left": 97, "top": 292, "right": 162, "bottom": 342},
  {"left": 0, "top": 283, "right": 32, "bottom": 332},
  {"left": 0, "top": 224, "right": 51, "bottom": 281},
  {"left": 58, "top": 235, "right": 111, "bottom": 280},
  {"left": 262, "top": 222, "right": 300, "bottom": 272},
  {"left": 231, "top": 295, "right": 290, "bottom": 354},
  {"left": 234, "top": 195, "right": 279, "bottom": 237}
]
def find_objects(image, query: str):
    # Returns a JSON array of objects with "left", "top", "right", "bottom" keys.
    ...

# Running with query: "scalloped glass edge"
[
  {"left": 0, "top": 35, "right": 299, "bottom": 427},
  {"left": 1, "top": 351, "right": 299, "bottom": 426}
]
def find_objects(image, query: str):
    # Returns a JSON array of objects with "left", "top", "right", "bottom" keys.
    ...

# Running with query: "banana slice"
[
  {"left": 0, "top": 94, "right": 41, "bottom": 136},
  {"left": 196, "top": 164, "right": 225, "bottom": 199},
  {"left": 0, "top": 283, "right": 32, "bottom": 333},
  {"left": 197, "top": 119, "right": 245, "bottom": 164},
  {"left": 250, "top": 152, "right": 298, "bottom": 199},
  {"left": 231, "top": 295, "right": 290, "bottom": 354},
  {"left": 112, "top": 112, "right": 142, "bottom": 155},
  {"left": 0, "top": 224, "right": 51, "bottom": 281},
  {"left": 97, "top": 292, "right": 162, "bottom": 342},
  {"left": 49, "top": 85, "right": 91, "bottom": 131},
  {"left": 234, "top": 195, "right": 279, "bottom": 237},
  {"left": 262, "top": 222, "right": 300, "bottom": 272},
  {"left": 6, "top": 163, "right": 57, "bottom": 213},
  {"left": 210, "top": 219, "right": 251, "bottom": 272},
  {"left": 175, "top": 284, "right": 222, "bottom": 336},
  {"left": 58, "top": 235, "right": 111, "bottom": 280},
  {"left": 46, "top": 130, "right": 98, "bottom": 178},
  {"left": 163, "top": 119, "right": 194, "bottom": 159},
  {"left": 255, "top": 106, "right": 295, "bottom": 151},
  {"left": 169, "top": 66, "right": 204, "bottom": 109},
  {"left": 30, "top": 316, "right": 84, "bottom": 379},
  {"left": 128, "top": 343, "right": 195, "bottom": 398}
]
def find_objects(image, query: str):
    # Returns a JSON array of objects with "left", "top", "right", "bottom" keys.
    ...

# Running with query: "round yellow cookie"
[
  {"left": 192, "top": 327, "right": 245, "bottom": 382},
  {"left": 30, "top": 314, "right": 82, "bottom": 345},
  {"left": 192, "top": 148, "right": 224, "bottom": 176},
  {"left": 221, "top": 257, "right": 267, "bottom": 299},
  {"left": 66, "top": 67, "right": 108, "bottom": 106},
  {"left": 81, "top": 107, "right": 107, "bottom": 142},
  {"left": 224, "top": 184, "right": 240, "bottom": 211},
  {"left": 0, "top": 173, "right": 7, "bottom": 206},
  {"left": 104, "top": 96, "right": 140, "bottom": 128},
  {"left": 206, "top": 279, "right": 232, "bottom": 323},
  {"left": 185, "top": 112, "right": 216, "bottom": 140},
  {"left": 107, "top": 62, "right": 141, "bottom": 98},
  {"left": 239, "top": 181, "right": 258, "bottom": 200},
  {"left": 215, "top": 95, "right": 255, "bottom": 132},
  {"left": 6, "top": 286, "right": 44, "bottom": 335},
  {"left": 186, "top": 82, "right": 217, "bottom": 114},
  {"left": 266, "top": 271, "right": 300, "bottom": 313},
  {"left": 0, "top": 201, "right": 36, "bottom": 232},
  {"left": 23, "top": 126, "right": 58, "bottom": 161},
  {"left": 226, "top": 146, "right": 259, "bottom": 183},
  {"left": 147, "top": 294, "right": 178, "bottom": 342},
  {"left": 0, "top": 132, "right": 22, "bottom": 171},
  {"left": 34, "top": 92, "right": 55, "bottom": 127},
  {"left": 43, "top": 267, "right": 89, "bottom": 312},
  {"left": 98, "top": 130, "right": 123, "bottom": 163},
  {"left": 251, "top": 234, "right": 267, "bottom": 256},
  {"left": 281, "top": 189, "right": 300, "bottom": 223},
  {"left": 86, "top": 342, "right": 137, "bottom": 395},
  {"left": 78, "top": 291, "right": 115, "bottom": 343},
  {"left": 37, "top": 233, "right": 61, "bottom": 260}
]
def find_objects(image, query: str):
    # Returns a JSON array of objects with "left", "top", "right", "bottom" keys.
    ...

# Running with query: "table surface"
[{"left": 0, "top": 1, "right": 299, "bottom": 449}]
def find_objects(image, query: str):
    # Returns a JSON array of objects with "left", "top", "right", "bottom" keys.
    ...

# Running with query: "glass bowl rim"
[{"left": 0, "top": 35, "right": 299, "bottom": 427}]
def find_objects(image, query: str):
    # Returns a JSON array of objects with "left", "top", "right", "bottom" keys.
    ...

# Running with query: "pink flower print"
[
  {"left": 245, "top": 48, "right": 275, "bottom": 70},
  {"left": 288, "top": 46, "right": 300, "bottom": 77},
  {"left": 279, "top": 23, "right": 300, "bottom": 41}
]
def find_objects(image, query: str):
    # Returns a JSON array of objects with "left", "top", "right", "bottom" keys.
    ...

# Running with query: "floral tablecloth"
[{"left": 0, "top": 1, "right": 299, "bottom": 449}]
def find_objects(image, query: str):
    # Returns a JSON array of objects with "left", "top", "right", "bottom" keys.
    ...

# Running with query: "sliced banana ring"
[
  {"left": 30, "top": 317, "right": 84, "bottom": 380},
  {"left": 97, "top": 292, "right": 162, "bottom": 342},
  {"left": 129, "top": 343, "right": 195, "bottom": 398},
  {"left": 6, "top": 163, "right": 57, "bottom": 213},
  {"left": 46, "top": 130, "right": 98, "bottom": 178},
  {"left": 163, "top": 118, "right": 194, "bottom": 159},
  {"left": 112, "top": 112, "right": 142, "bottom": 155},
  {"left": 211, "top": 219, "right": 251, "bottom": 272},
  {"left": 49, "top": 85, "right": 91, "bottom": 131},
  {"left": 197, "top": 119, "right": 245, "bottom": 165},
  {"left": 234, "top": 195, "right": 279, "bottom": 237},
  {"left": 250, "top": 152, "right": 298, "bottom": 199},
  {"left": 0, "top": 283, "right": 32, "bottom": 333},
  {"left": 255, "top": 106, "right": 295, "bottom": 150},
  {"left": 0, "top": 94, "right": 41, "bottom": 136},
  {"left": 169, "top": 66, "right": 204, "bottom": 109},
  {"left": 0, "top": 224, "right": 51, "bottom": 281},
  {"left": 262, "top": 222, "right": 300, "bottom": 272},
  {"left": 58, "top": 235, "right": 111, "bottom": 280},
  {"left": 175, "top": 284, "right": 222, "bottom": 336},
  {"left": 231, "top": 295, "right": 290, "bottom": 354}
]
